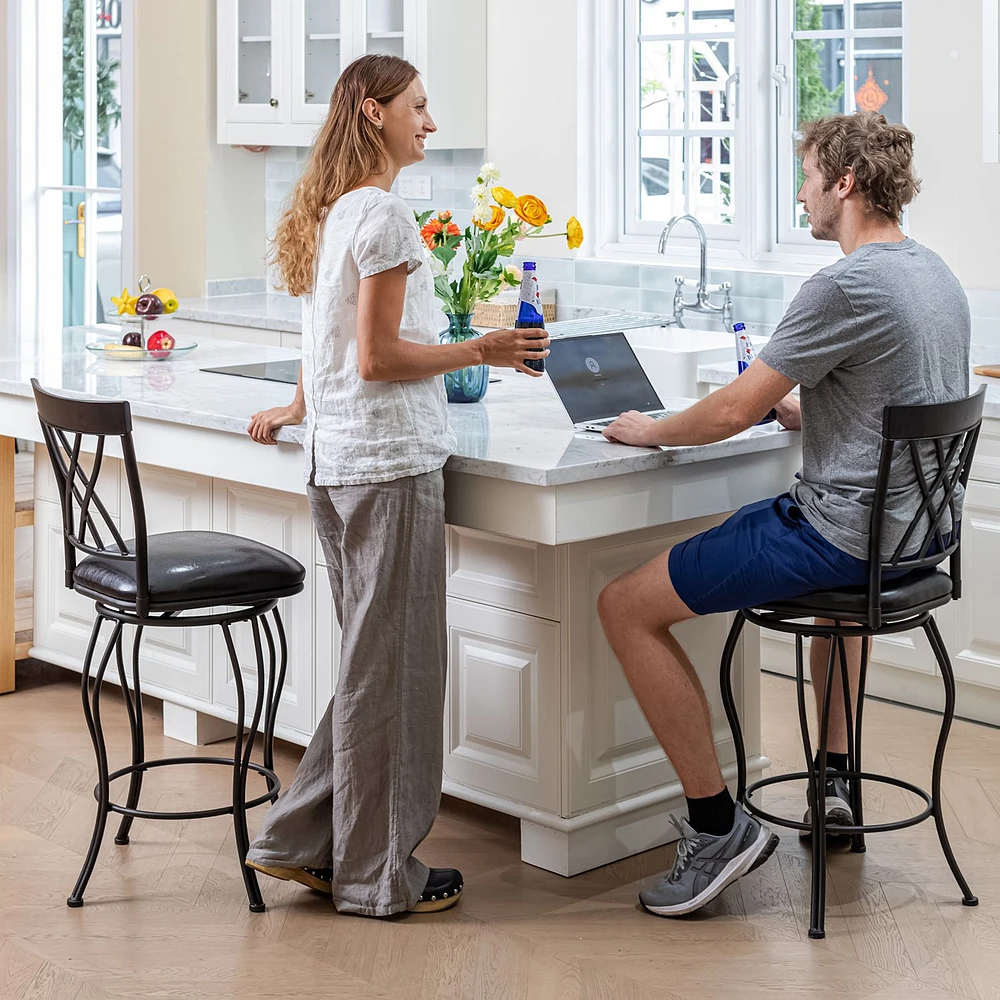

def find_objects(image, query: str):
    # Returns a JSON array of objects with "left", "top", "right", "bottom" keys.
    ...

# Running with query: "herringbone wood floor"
[{"left": 3, "top": 660, "right": 1000, "bottom": 999}]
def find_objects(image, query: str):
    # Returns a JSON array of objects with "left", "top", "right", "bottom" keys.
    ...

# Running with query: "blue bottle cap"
[
  {"left": 733, "top": 322, "right": 745, "bottom": 332},
  {"left": 522, "top": 261, "right": 536, "bottom": 270}
]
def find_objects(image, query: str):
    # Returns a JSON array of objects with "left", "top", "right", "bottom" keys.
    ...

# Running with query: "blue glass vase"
[{"left": 440, "top": 313, "right": 489, "bottom": 404}]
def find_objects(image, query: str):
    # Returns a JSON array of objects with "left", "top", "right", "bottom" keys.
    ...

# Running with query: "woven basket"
[{"left": 472, "top": 289, "right": 557, "bottom": 328}]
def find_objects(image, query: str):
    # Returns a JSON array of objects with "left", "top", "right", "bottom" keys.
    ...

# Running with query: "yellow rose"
[
  {"left": 566, "top": 216, "right": 584, "bottom": 250},
  {"left": 474, "top": 204, "right": 505, "bottom": 231},
  {"left": 514, "top": 194, "right": 548, "bottom": 228},
  {"left": 491, "top": 186, "right": 516, "bottom": 209}
]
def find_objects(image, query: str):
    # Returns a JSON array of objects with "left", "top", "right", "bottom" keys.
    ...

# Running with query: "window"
[
  {"left": 776, "top": 0, "right": 904, "bottom": 243},
  {"left": 606, "top": 0, "right": 906, "bottom": 263},
  {"left": 14, "top": 0, "right": 132, "bottom": 334},
  {"left": 626, "top": 1, "right": 739, "bottom": 240}
]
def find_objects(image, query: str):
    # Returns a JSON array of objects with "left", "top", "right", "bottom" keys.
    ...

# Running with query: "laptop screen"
[{"left": 546, "top": 332, "right": 663, "bottom": 424}]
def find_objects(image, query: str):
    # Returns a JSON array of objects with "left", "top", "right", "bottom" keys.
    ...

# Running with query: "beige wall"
[
  {"left": 485, "top": 0, "right": 578, "bottom": 259},
  {"left": 135, "top": 1, "right": 265, "bottom": 298},
  {"left": 906, "top": 0, "right": 1000, "bottom": 290}
]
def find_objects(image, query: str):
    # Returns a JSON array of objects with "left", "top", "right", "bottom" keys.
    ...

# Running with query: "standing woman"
[{"left": 242, "top": 54, "right": 548, "bottom": 917}]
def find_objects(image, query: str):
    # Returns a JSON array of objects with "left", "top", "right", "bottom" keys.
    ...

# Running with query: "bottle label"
[{"left": 518, "top": 272, "right": 535, "bottom": 306}]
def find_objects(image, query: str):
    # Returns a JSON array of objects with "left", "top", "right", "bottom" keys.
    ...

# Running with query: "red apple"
[{"left": 146, "top": 329, "right": 175, "bottom": 359}]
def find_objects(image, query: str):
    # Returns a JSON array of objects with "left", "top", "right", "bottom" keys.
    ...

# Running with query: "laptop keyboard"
[{"left": 586, "top": 409, "right": 671, "bottom": 429}]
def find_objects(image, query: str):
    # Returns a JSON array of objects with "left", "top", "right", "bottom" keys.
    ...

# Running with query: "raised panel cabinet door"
[
  {"left": 936, "top": 480, "right": 1000, "bottom": 690},
  {"left": 211, "top": 481, "right": 315, "bottom": 737},
  {"left": 565, "top": 518, "right": 756, "bottom": 815},
  {"left": 443, "top": 597, "right": 561, "bottom": 812},
  {"left": 32, "top": 499, "right": 109, "bottom": 671},
  {"left": 119, "top": 465, "right": 214, "bottom": 703}
]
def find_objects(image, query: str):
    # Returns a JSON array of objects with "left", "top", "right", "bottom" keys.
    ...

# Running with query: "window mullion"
[{"left": 83, "top": 0, "right": 97, "bottom": 325}]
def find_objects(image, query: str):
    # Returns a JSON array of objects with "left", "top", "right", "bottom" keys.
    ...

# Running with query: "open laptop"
[{"left": 545, "top": 331, "right": 674, "bottom": 433}]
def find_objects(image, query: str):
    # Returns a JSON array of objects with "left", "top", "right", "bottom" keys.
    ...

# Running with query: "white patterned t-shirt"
[{"left": 300, "top": 186, "right": 455, "bottom": 486}]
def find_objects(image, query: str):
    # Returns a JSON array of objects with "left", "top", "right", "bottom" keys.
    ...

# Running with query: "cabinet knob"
[{"left": 270, "top": 98, "right": 279, "bottom": 108}]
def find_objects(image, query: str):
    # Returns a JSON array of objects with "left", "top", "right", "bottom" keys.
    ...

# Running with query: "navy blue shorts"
[{"left": 669, "top": 494, "right": 874, "bottom": 617}]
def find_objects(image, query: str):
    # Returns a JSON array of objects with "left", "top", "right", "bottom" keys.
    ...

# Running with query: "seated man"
[{"left": 598, "top": 111, "right": 971, "bottom": 918}]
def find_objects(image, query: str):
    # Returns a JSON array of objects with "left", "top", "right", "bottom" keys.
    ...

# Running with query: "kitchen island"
[{"left": 0, "top": 328, "right": 802, "bottom": 876}]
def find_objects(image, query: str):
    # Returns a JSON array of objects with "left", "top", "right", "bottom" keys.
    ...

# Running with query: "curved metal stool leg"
[
  {"left": 260, "top": 610, "right": 285, "bottom": 803},
  {"left": 221, "top": 619, "right": 267, "bottom": 912},
  {"left": 925, "top": 618, "right": 978, "bottom": 906},
  {"left": 850, "top": 635, "right": 869, "bottom": 854},
  {"left": 719, "top": 611, "right": 748, "bottom": 803},
  {"left": 68, "top": 615, "right": 121, "bottom": 907},
  {"left": 115, "top": 625, "right": 146, "bottom": 845}
]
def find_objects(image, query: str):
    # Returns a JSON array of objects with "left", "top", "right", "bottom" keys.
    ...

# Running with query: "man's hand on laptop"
[{"left": 602, "top": 411, "right": 658, "bottom": 447}]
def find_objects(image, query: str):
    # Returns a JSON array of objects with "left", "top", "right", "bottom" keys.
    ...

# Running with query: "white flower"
[
  {"left": 479, "top": 162, "right": 500, "bottom": 185},
  {"left": 471, "top": 183, "right": 489, "bottom": 202},
  {"left": 472, "top": 203, "right": 494, "bottom": 224}
]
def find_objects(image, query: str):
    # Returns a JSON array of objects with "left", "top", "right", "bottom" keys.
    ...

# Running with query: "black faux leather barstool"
[
  {"left": 32, "top": 379, "right": 306, "bottom": 912},
  {"left": 720, "top": 386, "right": 986, "bottom": 939}
]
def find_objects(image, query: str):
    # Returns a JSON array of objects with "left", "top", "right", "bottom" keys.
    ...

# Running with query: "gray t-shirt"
[{"left": 758, "top": 238, "right": 970, "bottom": 561}]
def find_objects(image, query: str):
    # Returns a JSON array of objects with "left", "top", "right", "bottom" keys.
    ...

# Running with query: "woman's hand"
[
  {"left": 248, "top": 400, "right": 305, "bottom": 445},
  {"left": 476, "top": 327, "right": 550, "bottom": 377}
]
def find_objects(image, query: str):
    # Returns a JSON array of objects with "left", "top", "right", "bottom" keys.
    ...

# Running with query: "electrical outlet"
[{"left": 399, "top": 175, "right": 432, "bottom": 200}]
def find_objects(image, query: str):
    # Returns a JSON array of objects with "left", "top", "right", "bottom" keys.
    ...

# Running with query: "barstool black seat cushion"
[
  {"left": 757, "top": 568, "right": 953, "bottom": 621},
  {"left": 73, "top": 531, "right": 306, "bottom": 612}
]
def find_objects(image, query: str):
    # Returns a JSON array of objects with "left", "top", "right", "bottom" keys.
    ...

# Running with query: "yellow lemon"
[{"left": 151, "top": 288, "right": 179, "bottom": 313}]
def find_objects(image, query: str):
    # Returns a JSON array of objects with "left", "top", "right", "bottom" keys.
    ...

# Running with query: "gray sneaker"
[
  {"left": 800, "top": 767, "right": 854, "bottom": 836},
  {"left": 639, "top": 804, "right": 777, "bottom": 917}
]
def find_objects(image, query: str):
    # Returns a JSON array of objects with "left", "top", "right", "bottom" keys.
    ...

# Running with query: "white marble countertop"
[
  {"left": 0, "top": 328, "right": 800, "bottom": 488},
  {"left": 175, "top": 292, "right": 671, "bottom": 340},
  {"left": 697, "top": 353, "right": 1000, "bottom": 420}
]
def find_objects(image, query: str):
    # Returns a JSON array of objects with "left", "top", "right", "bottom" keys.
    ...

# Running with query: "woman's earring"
[{"left": 376, "top": 123, "right": 383, "bottom": 131}]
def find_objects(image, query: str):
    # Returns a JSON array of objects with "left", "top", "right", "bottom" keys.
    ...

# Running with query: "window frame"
[
  {"left": 775, "top": 0, "right": 907, "bottom": 247},
  {"left": 581, "top": 0, "right": 906, "bottom": 273},
  {"left": 8, "top": 0, "right": 135, "bottom": 342},
  {"left": 623, "top": 0, "right": 743, "bottom": 245}
]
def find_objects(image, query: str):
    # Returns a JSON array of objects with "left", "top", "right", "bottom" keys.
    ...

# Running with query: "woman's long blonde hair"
[{"left": 268, "top": 54, "right": 419, "bottom": 296}]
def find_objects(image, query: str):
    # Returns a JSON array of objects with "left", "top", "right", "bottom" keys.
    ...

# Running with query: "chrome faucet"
[{"left": 657, "top": 214, "right": 733, "bottom": 331}]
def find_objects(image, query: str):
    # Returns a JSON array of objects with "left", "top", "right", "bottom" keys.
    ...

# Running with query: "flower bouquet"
[{"left": 415, "top": 162, "right": 583, "bottom": 403}]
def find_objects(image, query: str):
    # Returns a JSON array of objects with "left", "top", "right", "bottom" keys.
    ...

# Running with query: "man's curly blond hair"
[{"left": 797, "top": 112, "right": 920, "bottom": 223}]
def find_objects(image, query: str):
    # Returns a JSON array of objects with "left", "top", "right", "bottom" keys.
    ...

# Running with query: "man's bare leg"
[{"left": 597, "top": 549, "right": 724, "bottom": 799}]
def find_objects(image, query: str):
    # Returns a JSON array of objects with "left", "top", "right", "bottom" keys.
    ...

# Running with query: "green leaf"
[{"left": 415, "top": 209, "right": 434, "bottom": 226}]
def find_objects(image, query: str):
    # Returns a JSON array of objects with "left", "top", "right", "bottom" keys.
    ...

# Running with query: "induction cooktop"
[{"left": 200, "top": 360, "right": 302, "bottom": 384}]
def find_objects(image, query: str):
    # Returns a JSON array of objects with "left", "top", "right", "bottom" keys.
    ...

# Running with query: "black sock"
[
  {"left": 686, "top": 788, "right": 736, "bottom": 836},
  {"left": 815, "top": 751, "right": 848, "bottom": 774}
]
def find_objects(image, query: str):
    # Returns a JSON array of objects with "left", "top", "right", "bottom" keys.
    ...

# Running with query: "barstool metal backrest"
[
  {"left": 867, "top": 384, "right": 987, "bottom": 630},
  {"left": 31, "top": 379, "right": 151, "bottom": 617}
]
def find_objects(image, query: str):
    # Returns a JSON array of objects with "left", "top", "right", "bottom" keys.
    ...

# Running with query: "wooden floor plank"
[{"left": 0, "top": 665, "right": 997, "bottom": 999}]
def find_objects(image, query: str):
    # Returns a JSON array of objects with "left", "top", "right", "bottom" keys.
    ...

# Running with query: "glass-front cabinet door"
[
  {"left": 219, "top": 0, "right": 285, "bottom": 126},
  {"left": 291, "top": 0, "right": 345, "bottom": 123},
  {"left": 362, "top": 0, "right": 407, "bottom": 59}
]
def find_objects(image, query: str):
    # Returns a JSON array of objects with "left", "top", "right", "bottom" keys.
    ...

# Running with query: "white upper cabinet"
[{"left": 218, "top": 0, "right": 486, "bottom": 149}]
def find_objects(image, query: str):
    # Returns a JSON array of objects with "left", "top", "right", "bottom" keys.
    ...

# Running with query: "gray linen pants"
[{"left": 246, "top": 469, "right": 448, "bottom": 916}]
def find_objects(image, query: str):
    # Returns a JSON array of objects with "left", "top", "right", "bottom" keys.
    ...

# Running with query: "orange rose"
[
  {"left": 514, "top": 194, "right": 548, "bottom": 228},
  {"left": 475, "top": 204, "right": 505, "bottom": 231}
]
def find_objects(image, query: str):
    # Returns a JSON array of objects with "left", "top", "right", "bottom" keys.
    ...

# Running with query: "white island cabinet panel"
[
  {"left": 121, "top": 465, "right": 214, "bottom": 703},
  {"left": 566, "top": 516, "right": 754, "bottom": 815},
  {"left": 210, "top": 480, "right": 316, "bottom": 738},
  {"left": 937, "top": 480, "right": 1000, "bottom": 691},
  {"left": 32, "top": 449, "right": 121, "bottom": 671},
  {"left": 446, "top": 526, "right": 561, "bottom": 621},
  {"left": 444, "top": 598, "right": 561, "bottom": 813}
]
